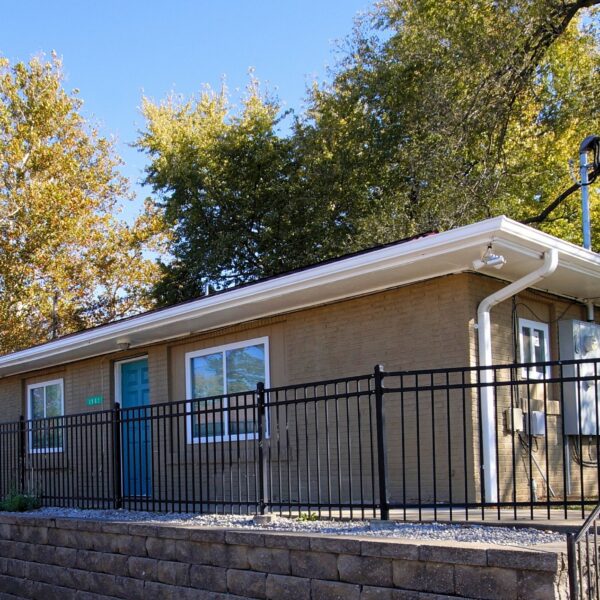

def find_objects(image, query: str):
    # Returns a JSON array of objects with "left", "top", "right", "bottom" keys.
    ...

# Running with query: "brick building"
[{"left": 1, "top": 216, "right": 599, "bottom": 512}]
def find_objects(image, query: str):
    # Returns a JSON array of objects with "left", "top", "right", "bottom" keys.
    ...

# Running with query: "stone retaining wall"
[{"left": 0, "top": 514, "right": 568, "bottom": 600}]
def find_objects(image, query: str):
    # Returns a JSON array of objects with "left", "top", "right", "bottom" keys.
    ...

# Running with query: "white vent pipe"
[{"left": 477, "top": 248, "right": 558, "bottom": 503}]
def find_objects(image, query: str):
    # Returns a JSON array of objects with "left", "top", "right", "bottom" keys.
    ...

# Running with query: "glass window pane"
[
  {"left": 48, "top": 428, "right": 63, "bottom": 450},
  {"left": 522, "top": 326, "right": 532, "bottom": 362},
  {"left": 228, "top": 393, "right": 257, "bottom": 435},
  {"left": 46, "top": 384, "right": 62, "bottom": 417},
  {"left": 30, "top": 382, "right": 64, "bottom": 450},
  {"left": 200, "top": 421, "right": 224, "bottom": 438},
  {"left": 30, "top": 388, "right": 45, "bottom": 419},
  {"left": 192, "top": 399, "right": 224, "bottom": 438},
  {"left": 31, "top": 430, "right": 46, "bottom": 450},
  {"left": 189, "top": 343, "right": 266, "bottom": 439},
  {"left": 31, "top": 426, "right": 46, "bottom": 451},
  {"left": 226, "top": 344, "right": 265, "bottom": 393},
  {"left": 534, "top": 328, "right": 546, "bottom": 363},
  {"left": 520, "top": 321, "right": 549, "bottom": 379},
  {"left": 191, "top": 353, "right": 224, "bottom": 398}
]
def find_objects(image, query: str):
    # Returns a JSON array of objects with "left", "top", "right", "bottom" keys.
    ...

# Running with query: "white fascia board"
[
  {"left": 1, "top": 216, "right": 599, "bottom": 374},
  {"left": 494, "top": 220, "right": 600, "bottom": 285},
  {"left": 497, "top": 218, "right": 600, "bottom": 264}
]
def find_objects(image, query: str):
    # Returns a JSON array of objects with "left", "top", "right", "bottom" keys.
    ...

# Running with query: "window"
[
  {"left": 185, "top": 337, "right": 269, "bottom": 443},
  {"left": 519, "top": 319, "right": 550, "bottom": 380},
  {"left": 27, "top": 379, "right": 64, "bottom": 453}
]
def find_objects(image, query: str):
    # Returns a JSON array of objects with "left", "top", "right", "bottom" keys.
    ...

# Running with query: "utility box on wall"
[
  {"left": 525, "top": 411, "right": 546, "bottom": 436},
  {"left": 504, "top": 407, "right": 524, "bottom": 433},
  {"left": 559, "top": 319, "right": 600, "bottom": 435}
]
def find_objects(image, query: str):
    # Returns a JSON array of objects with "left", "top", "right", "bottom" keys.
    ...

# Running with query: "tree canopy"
[
  {"left": 139, "top": 0, "right": 600, "bottom": 305},
  {"left": 299, "top": 0, "right": 600, "bottom": 244},
  {"left": 138, "top": 82, "right": 358, "bottom": 304},
  {"left": 0, "top": 55, "right": 159, "bottom": 353}
]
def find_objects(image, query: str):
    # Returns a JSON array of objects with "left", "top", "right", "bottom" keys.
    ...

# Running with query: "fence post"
[
  {"left": 567, "top": 532, "right": 579, "bottom": 600},
  {"left": 112, "top": 402, "right": 123, "bottom": 509},
  {"left": 257, "top": 382, "right": 269, "bottom": 515},
  {"left": 19, "top": 415, "right": 26, "bottom": 494},
  {"left": 374, "top": 365, "right": 390, "bottom": 520}
]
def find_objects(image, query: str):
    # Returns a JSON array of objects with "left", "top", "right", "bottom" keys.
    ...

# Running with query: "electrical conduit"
[{"left": 477, "top": 248, "right": 559, "bottom": 503}]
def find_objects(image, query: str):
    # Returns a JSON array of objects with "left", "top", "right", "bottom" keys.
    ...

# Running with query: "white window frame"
[
  {"left": 518, "top": 318, "right": 550, "bottom": 380},
  {"left": 185, "top": 337, "right": 270, "bottom": 444},
  {"left": 27, "top": 378, "right": 64, "bottom": 453}
]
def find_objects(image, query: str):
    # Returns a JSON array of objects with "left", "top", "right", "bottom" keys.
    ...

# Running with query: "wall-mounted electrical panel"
[
  {"left": 524, "top": 411, "right": 546, "bottom": 436},
  {"left": 558, "top": 320, "right": 600, "bottom": 435},
  {"left": 504, "top": 407, "right": 524, "bottom": 433}
]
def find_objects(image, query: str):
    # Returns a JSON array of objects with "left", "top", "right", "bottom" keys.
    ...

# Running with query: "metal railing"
[
  {"left": 1, "top": 358, "right": 600, "bottom": 521},
  {"left": 568, "top": 504, "right": 600, "bottom": 599},
  {"left": 381, "top": 358, "right": 600, "bottom": 521},
  {"left": 0, "top": 372, "right": 381, "bottom": 518}
]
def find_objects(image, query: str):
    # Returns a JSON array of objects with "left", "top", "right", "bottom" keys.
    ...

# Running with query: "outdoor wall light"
[
  {"left": 472, "top": 245, "right": 506, "bottom": 270},
  {"left": 116, "top": 338, "right": 131, "bottom": 351}
]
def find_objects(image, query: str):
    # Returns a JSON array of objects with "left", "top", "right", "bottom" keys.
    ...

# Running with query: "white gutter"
[
  {"left": 477, "top": 248, "right": 559, "bottom": 503},
  {"left": 0, "top": 217, "right": 511, "bottom": 374},
  {"left": 2, "top": 215, "right": 599, "bottom": 377}
]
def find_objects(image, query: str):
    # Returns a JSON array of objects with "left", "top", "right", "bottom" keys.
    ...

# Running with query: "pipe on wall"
[
  {"left": 477, "top": 248, "right": 559, "bottom": 503},
  {"left": 587, "top": 301, "right": 595, "bottom": 322}
]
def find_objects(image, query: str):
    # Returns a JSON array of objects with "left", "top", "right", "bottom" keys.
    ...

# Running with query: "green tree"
[
  {"left": 0, "top": 55, "right": 159, "bottom": 353},
  {"left": 138, "top": 81, "right": 352, "bottom": 305},
  {"left": 141, "top": 1, "right": 600, "bottom": 306},
  {"left": 299, "top": 0, "right": 600, "bottom": 246}
]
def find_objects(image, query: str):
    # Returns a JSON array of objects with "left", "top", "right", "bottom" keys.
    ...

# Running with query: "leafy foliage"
[
  {"left": 299, "top": 0, "right": 600, "bottom": 244},
  {"left": 296, "top": 511, "right": 319, "bottom": 522},
  {"left": 140, "top": 1, "right": 600, "bottom": 304},
  {"left": 139, "top": 81, "right": 354, "bottom": 304},
  {"left": 0, "top": 490, "right": 40, "bottom": 512},
  {"left": 0, "top": 55, "right": 161, "bottom": 353}
]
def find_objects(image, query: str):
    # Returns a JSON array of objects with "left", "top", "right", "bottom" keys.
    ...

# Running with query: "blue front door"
[{"left": 120, "top": 358, "right": 151, "bottom": 497}]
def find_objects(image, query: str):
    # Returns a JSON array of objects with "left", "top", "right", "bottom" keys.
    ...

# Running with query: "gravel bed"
[{"left": 12, "top": 507, "right": 565, "bottom": 546}]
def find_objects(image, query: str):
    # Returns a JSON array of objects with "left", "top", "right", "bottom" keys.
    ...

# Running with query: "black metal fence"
[
  {"left": 382, "top": 358, "right": 600, "bottom": 521},
  {"left": 1, "top": 358, "right": 600, "bottom": 521},
  {"left": 0, "top": 372, "right": 381, "bottom": 518}
]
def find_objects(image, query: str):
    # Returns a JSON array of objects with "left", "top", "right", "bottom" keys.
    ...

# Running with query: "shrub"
[{"left": 0, "top": 491, "right": 41, "bottom": 512}]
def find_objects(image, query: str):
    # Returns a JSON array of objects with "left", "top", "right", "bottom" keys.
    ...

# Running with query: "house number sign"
[{"left": 86, "top": 395, "right": 104, "bottom": 407}]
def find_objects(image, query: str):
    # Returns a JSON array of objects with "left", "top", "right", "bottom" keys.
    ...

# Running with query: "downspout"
[{"left": 477, "top": 248, "right": 559, "bottom": 503}]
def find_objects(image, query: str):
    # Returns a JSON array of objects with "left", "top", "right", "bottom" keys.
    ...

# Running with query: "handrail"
[
  {"left": 575, "top": 502, "right": 600, "bottom": 545},
  {"left": 567, "top": 500, "right": 600, "bottom": 599}
]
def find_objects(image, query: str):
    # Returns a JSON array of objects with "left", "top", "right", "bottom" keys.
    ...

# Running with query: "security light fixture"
[
  {"left": 116, "top": 338, "right": 131, "bottom": 351},
  {"left": 472, "top": 244, "right": 506, "bottom": 270}
]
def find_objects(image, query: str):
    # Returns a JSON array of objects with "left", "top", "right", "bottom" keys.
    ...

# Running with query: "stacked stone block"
[{"left": 0, "top": 514, "right": 568, "bottom": 599}]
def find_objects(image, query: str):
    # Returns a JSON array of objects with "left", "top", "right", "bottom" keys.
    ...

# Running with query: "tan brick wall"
[
  {"left": 0, "top": 273, "right": 475, "bottom": 417},
  {"left": 464, "top": 274, "right": 597, "bottom": 503},
  {"left": 0, "top": 275, "right": 476, "bottom": 508},
  {"left": 2, "top": 271, "right": 589, "bottom": 418},
  {"left": 0, "top": 272, "right": 597, "bottom": 508},
  {"left": 280, "top": 274, "right": 473, "bottom": 381},
  {"left": 0, "top": 378, "right": 22, "bottom": 423},
  {"left": 123, "top": 274, "right": 475, "bottom": 508}
]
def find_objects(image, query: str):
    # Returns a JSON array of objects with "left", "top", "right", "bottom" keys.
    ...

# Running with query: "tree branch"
[{"left": 522, "top": 182, "right": 580, "bottom": 224}]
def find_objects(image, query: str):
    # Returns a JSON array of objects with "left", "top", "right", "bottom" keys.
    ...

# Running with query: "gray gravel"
[{"left": 18, "top": 507, "right": 565, "bottom": 546}]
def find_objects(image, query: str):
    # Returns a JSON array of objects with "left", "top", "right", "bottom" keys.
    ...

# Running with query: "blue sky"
[{"left": 2, "top": 0, "right": 369, "bottom": 221}]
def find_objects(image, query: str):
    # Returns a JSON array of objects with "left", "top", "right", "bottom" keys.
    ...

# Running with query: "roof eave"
[{"left": 1, "top": 216, "right": 599, "bottom": 377}]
